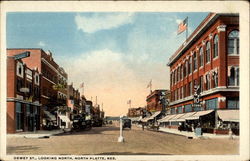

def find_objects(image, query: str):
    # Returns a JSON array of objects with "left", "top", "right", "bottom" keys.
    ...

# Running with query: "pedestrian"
[{"left": 142, "top": 124, "right": 144, "bottom": 131}]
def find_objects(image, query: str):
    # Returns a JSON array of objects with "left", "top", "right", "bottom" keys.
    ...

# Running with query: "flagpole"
[{"left": 186, "top": 17, "right": 188, "bottom": 40}]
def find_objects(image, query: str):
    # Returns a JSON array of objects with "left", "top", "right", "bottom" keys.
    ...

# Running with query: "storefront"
[{"left": 7, "top": 99, "right": 41, "bottom": 133}]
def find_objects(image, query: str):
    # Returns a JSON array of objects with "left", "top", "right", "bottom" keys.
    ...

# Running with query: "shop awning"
[
  {"left": 44, "top": 110, "right": 56, "bottom": 121},
  {"left": 59, "top": 115, "right": 71, "bottom": 123},
  {"left": 170, "top": 113, "right": 188, "bottom": 122},
  {"left": 158, "top": 114, "right": 177, "bottom": 122},
  {"left": 185, "top": 110, "right": 214, "bottom": 120},
  {"left": 217, "top": 110, "right": 239, "bottom": 122},
  {"left": 174, "top": 112, "right": 197, "bottom": 122},
  {"left": 129, "top": 117, "right": 140, "bottom": 121},
  {"left": 141, "top": 111, "right": 161, "bottom": 122}
]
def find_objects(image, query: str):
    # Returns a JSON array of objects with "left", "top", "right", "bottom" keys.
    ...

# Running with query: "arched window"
[
  {"left": 199, "top": 47, "right": 203, "bottom": 67},
  {"left": 213, "top": 34, "right": 219, "bottom": 58},
  {"left": 228, "top": 30, "right": 239, "bottom": 55},
  {"left": 206, "top": 42, "right": 211, "bottom": 63},
  {"left": 193, "top": 52, "right": 197, "bottom": 70}
]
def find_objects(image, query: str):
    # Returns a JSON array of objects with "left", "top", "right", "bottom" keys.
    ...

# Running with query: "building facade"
[
  {"left": 166, "top": 13, "right": 239, "bottom": 133},
  {"left": 7, "top": 56, "right": 41, "bottom": 133},
  {"left": 127, "top": 107, "right": 144, "bottom": 117},
  {"left": 7, "top": 48, "right": 68, "bottom": 130},
  {"left": 146, "top": 90, "right": 170, "bottom": 112}
]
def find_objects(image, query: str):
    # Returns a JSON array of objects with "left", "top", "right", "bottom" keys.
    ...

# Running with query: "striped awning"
[
  {"left": 141, "top": 111, "right": 161, "bottom": 122},
  {"left": 185, "top": 110, "right": 214, "bottom": 120},
  {"left": 169, "top": 113, "right": 186, "bottom": 122},
  {"left": 44, "top": 110, "right": 56, "bottom": 121},
  {"left": 173, "top": 112, "right": 197, "bottom": 122},
  {"left": 158, "top": 114, "right": 177, "bottom": 122},
  {"left": 217, "top": 110, "right": 239, "bottom": 122}
]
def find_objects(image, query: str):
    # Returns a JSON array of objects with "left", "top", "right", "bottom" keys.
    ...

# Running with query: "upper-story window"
[
  {"left": 199, "top": 76, "right": 203, "bottom": 92},
  {"left": 228, "top": 66, "right": 239, "bottom": 86},
  {"left": 176, "top": 67, "right": 179, "bottom": 82},
  {"left": 206, "top": 42, "right": 211, "bottom": 63},
  {"left": 189, "top": 81, "right": 193, "bottom": 96},
  {"left": 16, "top": 62, "right": 24, "bottom": 78},
  {"left": 193, "top": 52, "right": 197, "bottom": 70},
  {"left": 189, "top": 57, "right": 192, "bottom": 74},
  {"left": 185, "top": 61, "right": 188, "bottom": 77},
  {"left": 180, "top": 65, "right": 183, "bottom": 80},
  {"left": 213, "top": 34, "right": 219, "bottom": 58},
  {"left": 228, "top": 30, "right": 239, "bottom": 55},
  {"left": 205, "top": 74, "right": 210, "bottom": 90},
  {"left": 199, "top": 47, "right": 204, "bottom": 67},
  {"left": 213, "top": 72, "right": 218, "bottom": 88}
]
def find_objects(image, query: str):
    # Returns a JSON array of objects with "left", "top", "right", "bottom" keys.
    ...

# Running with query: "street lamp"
[{"left": 118, "top": 116, "right": 124, "bottom": 142}]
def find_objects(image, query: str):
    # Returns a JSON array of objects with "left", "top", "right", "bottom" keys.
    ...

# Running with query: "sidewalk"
[
  {"left": 135, "top": 124, "right": 239, "bottom": 139},
  {"left": 159, "top": 127, "right": 239, "bottom": 139},
  {"left": 7, "top": 128, "right": 71, "bottom": 139}
]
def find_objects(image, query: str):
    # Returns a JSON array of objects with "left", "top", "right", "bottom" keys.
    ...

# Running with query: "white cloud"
[
  {"left": 38, "top": 41, "right": 46, "bottom": 47},
  {"left": 60, "top": 49, "right": 169, "bottom": 116},
  {"left": 75, "top": 13, "right": 135, "bottom": 33}
]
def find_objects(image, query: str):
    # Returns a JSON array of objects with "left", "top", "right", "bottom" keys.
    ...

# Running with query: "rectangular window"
[
  {"left": 227, "top": 98, "right": 239, "bottom": 109},
  {"left": 184, "top": 104, "right": 192, "bottom": 112},
  {"left": 16, "top": 102, "right": 23, "bottom": 130},
  {"left": 194, "top": 106, "right": 202, "bottom": 112},
  {"left": 171, "top": 108, "right": 176, "bottom": 114},
  {"left": 194, "top": 53, "right": 197, "bottom": 70},
  {"left": 199, "top": 76, "right": 203, "bottom": 92},
  {"left": 189, "top": 82, "right": 192, "bottom": 96},
  {"left": 205, "top": 98, "right": 218, "bottom": 110},
  {"left": 214, "top": 73, "right": 218, "bottom": 88},
  {"left": 177, "top": 106, "right": 182, "bottom": 113}
]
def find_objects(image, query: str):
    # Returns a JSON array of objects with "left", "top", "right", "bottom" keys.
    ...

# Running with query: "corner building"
[
  {"left": 167, "top": 13, "right": 239, "bottom": 134},
  {"left": 7, "top": 48, "right": 68, "bottom": 130}
]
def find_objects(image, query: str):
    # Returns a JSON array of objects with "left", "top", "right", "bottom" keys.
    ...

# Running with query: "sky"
[{"left": 7, "top": 12, "right": 209, "bottom": 116}]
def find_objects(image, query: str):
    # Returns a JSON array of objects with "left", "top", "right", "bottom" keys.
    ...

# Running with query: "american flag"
[
  {"left": 177, "top": 17, "right": 188, "bottom": 35},
  {"left": 147, "top": 79, "right": 152, "bottom": 88},
  {"left": 80, "top": 82, "right": 84, "bottom": 88}
]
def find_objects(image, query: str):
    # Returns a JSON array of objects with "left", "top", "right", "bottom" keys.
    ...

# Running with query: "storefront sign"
[
  {"left": 14, "top": 51, "right": 30, "bottom": 60},
  {"left": 193, "top": 85, "right": 201, "bottom": 107}
]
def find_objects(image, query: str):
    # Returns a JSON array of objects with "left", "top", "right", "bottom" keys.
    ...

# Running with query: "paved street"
[{"left": 7, "top": 124, "right": 239, "bottom": 155}]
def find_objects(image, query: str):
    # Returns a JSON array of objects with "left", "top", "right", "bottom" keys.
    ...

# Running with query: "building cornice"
[
  {"left": 169, "top": 86, "right": 239, "bottom": 106},
  {"left": 167, "top": 13, "right": 239, "bottom": 66}
]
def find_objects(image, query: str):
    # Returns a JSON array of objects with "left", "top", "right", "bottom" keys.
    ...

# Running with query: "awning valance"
[
  {"left": 141, "top": 111, "right": 161, "bottom": 122},
  {"left": 186, "top": 110, "right": 214, "bottom": 120},
  {"left": 217, "top": 110, "right": 239, "bottom": 122},
  {"left": 44, "top": 110, "right": 56, "bottom": 121}
]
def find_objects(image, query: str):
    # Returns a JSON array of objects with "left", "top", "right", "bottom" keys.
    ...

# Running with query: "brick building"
[
  {"left": 165, "top": 13, "right": 239, "bottom": 134},
  {"left": 67, "top": 83, "right": 81, "bottom": 115},
  {"left": 146, "top": 90, "right": 170, "bottom": 112},
  {"left": 7, "top": 48, "right": 68, "bottom": 130},
  {"left": 7, "top": 56, "right": 41, "bottom": 133},
  {"left": 127, "top": 107, "right": 144, "bottom": 117}
]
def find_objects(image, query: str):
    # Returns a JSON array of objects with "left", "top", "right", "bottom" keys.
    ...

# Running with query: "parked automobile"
[
  {"left": 72, "top": 114, "right": 92, "bottom": 131},
  {"left": 122, "top": 118, "right": 131, "bottom": 129}
]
